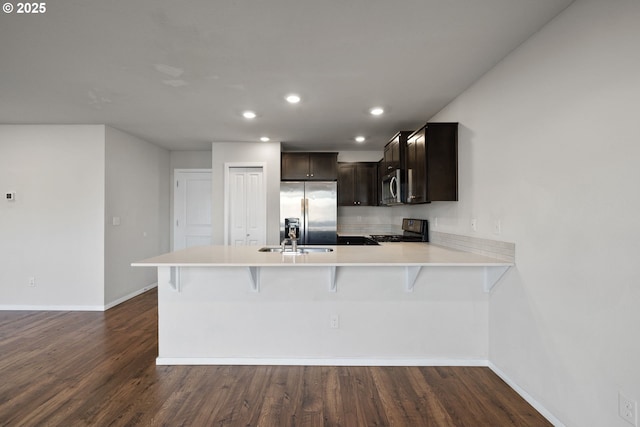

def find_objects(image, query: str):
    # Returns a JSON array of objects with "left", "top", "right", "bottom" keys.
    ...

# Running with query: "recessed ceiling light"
[
  {"left": 242, "top": 110, "right": 257, "bottom": 119},
  {"left": 369, "top": 107, "right": 384, "bottom": 116},
  {"left": 285, "top": 94, "right": 301, "bottom": 104},
  {"left": 355, "top": 136, "right": 366, "bottom": 143},
  {"left": 260, "top": 136, "right": 270, "bottom": 142}
]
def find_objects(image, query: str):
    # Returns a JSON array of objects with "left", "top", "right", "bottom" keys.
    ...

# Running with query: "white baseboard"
[
  {"left": 488, "top": 361, "right": 564, "bottom": 427},
  {"left": 156, "top": 357, "right": 489, "bottom": 367},
  {"left": 104, "top": 283, "right": 157, "bottom": 310},
  {"left": 0, "top": 283, "right": 157, "bottom": 312}
]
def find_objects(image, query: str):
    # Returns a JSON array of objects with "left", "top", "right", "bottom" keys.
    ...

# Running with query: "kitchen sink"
[{"left": 258, "top": 246, "right": 334, "bottom": 254}]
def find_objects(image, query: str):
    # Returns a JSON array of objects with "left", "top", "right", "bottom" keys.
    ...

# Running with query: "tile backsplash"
[
  {"left": 338, "top": 222, "right": 397, "bottom": 235},
  {"left": 337, "top": 206, "right": 515, "bottom": 262},
  {"left": 429, "top": 231, "right": 515, "bottom": 263},
  {"left": 337, "top": 206, "right": 405, "bottom": 235}
]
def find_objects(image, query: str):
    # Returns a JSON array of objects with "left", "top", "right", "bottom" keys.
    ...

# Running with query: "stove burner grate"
[{"left": 369, "top": 234, "right": 423, "bottom": 243}]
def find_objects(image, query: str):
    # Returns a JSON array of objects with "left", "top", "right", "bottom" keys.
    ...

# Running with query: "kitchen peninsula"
[{"left": 133, "top": 243, "right": 512, "bottom": 366}]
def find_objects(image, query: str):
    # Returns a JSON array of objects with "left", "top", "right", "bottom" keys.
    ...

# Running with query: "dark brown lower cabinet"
[{"left": 338, "top": 162, "right": 378, "bottom": 206}]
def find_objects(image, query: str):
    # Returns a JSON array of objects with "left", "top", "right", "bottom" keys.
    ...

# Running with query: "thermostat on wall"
[{"left": 6, "top": 192, "right": 16, "bottom": 201}]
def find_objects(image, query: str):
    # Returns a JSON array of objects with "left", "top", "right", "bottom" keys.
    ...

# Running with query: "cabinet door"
[
  {"left": 281, "top": 153, "right": 310, "bottom": 180},
  {"left": 406, "top": 127, "right": 427, "bottom": 204},
  {"left": 338, "top": 163, "right": 357, "bottom": 205},
  {"left": 383, "top": 144, "right": 395, "bottom": 174},
  {"left": 383, "top": 131, "right": 410, "bottom": 174},
  {"left": 384, "top": 139, "right": 400, "bottom": 171},
  {"left": 338, "top": 162, "right": 377, "bottom": 206},
  {"left": 390, "top": 139, "right": 400, "bottom": 166},
  {"left": 282, "top": 152, "right": 338, "bottom": 180},
  {"left": 426, "top": 123, "right": 458, "bottom": 201},
  {"left": 309, "top": 153, "right": 337, "bottom": 180},
  {"left": 377, "top": 160, "right": 385, "bottom": 205},
  {"left": 355, "top": 163, "right": 378, "bottom": 206}
]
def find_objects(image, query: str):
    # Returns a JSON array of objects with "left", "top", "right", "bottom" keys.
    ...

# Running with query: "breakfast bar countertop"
[{"left": 132, "top": 242, "right": 513, "bottom": 268}]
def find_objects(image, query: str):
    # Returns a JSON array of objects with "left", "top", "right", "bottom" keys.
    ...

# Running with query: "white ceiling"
[{"left": 0, "top": 0, "right": 573, "bottom": 151}]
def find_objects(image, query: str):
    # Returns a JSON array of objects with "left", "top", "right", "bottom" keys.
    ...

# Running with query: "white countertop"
[{"left": 132, "top": 242, "right": 512, "bottom": 268}]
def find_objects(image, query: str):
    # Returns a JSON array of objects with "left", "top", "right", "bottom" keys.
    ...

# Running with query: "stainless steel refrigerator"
[{"left": 280, "top": 181, "right": 337, "bottom": 244}]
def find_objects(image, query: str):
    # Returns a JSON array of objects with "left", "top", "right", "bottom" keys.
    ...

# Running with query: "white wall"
[
  {"left": 104, "top": 127, "right": 170, "bottom": 305},
  {"left": 0, "top": 125, "right": 105, "bottom": 309},
  {"left": 170, "top": 150, "right": 213, "bottom": 171},
  {"left": 337, "top": 150, "right": 382, "bottom": 163},
  {"left": 427, "top": 0, "right": 640, "bottom": 425},
  {"left": 211, "top": 142, "right": 281, "bottom": 245}
]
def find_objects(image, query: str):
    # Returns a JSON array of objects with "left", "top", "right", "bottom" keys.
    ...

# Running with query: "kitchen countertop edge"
[{"left": 132, "top": 243, "right": 513, "bottom": 268}]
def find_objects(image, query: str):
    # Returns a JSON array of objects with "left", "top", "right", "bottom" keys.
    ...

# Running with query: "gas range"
[
  {"left": 369, "top": 218, "right": 429, "bottom": 243},
  {"left": 369, "top": 234, "right": 424, "bottom": 243}
]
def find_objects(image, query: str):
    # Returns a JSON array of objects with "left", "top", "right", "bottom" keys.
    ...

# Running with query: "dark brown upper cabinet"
[
  {"left": 406, "top": 128, "right": 427, "bottom": 203},
  {"left": 382, "top": 131, "right": 412, "bottom": 175},
  {"left": 377, "top": 159, "right": 386, "bottom": 205},
  {"left": 406, "top": 122, "right": 458, "bottom": 203},
  {"left": 338, "top": 162, "right": 378, "bottom": 206},
  {"left": 281, "top": 152, "right": 338, "bottom": 181}
]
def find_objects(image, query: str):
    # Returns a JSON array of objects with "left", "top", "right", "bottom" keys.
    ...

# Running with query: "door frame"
[{"left": 223, "top": 162, "right": 268, "bottom": 245}]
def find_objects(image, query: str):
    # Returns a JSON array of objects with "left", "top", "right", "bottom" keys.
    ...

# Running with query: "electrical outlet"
[
  {"left": 28, "top": 277, "right": 36, "bottom": 287},
  {"left": 619, "top": 392, "right": 637, "bottom": 426},
  {"left": 471, "top": 219, "right": 477, "bottom": 232},
  {"left": 330, "top": 314, "right": 340, "bottom": 329},
  {"left": 434, "top": 217, "right": 438, "bottom": 229}
]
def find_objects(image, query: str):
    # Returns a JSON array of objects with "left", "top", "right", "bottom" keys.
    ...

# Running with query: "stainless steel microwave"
[{"left": 381, "top": 169, "right": 403, "bottom": 205}]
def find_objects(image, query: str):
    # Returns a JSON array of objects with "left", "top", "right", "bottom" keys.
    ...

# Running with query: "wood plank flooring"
[{"left": 0, "top": 289, "right": 552, "bottom": 426}]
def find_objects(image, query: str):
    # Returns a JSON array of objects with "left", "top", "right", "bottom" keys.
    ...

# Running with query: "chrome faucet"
[
  {"left": 289, "top": 229, "right": 298, "bottom": 252},
  {"left": 281, "top": 227, "right": 299, "bottom": 252}
]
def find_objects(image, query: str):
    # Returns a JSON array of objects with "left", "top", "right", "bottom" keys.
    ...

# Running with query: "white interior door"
[
  {"left": 174, "top": 170, "right": 212, "bottom": 250},
  {"left": 228, "top": 167, "right": 266, "bottom": 246}
]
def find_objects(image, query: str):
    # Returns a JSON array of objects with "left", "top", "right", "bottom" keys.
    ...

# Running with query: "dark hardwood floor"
[{"left": 0, "top": 289, "right": 551, "bottom": 426}]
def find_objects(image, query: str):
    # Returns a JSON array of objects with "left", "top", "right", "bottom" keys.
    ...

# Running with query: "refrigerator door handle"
[
  {"left": 300, "top": 198, "right": 307, "bottom": 244},
  {"left": 304, "top": 198, "right": 310, "bottom": 244}
]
